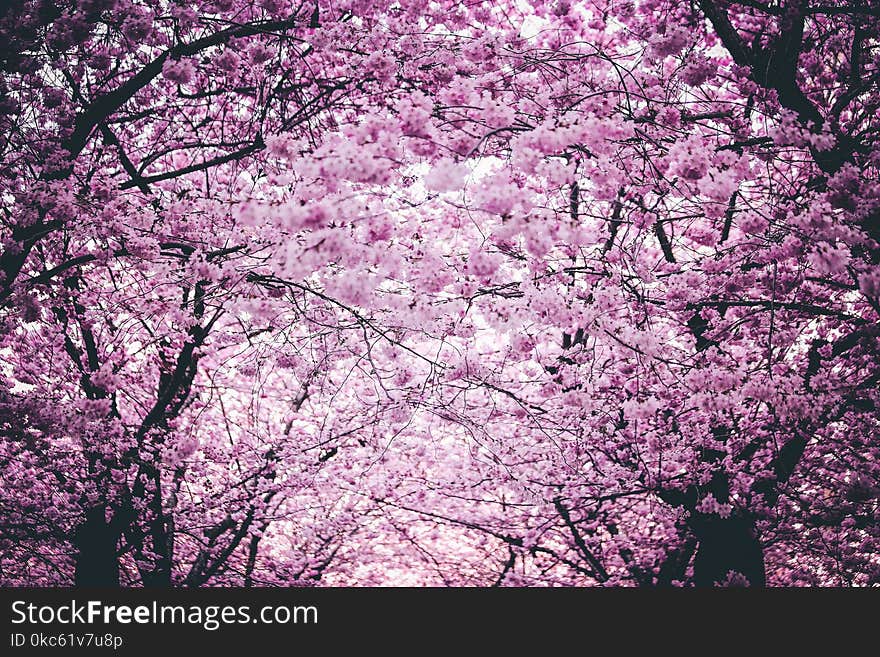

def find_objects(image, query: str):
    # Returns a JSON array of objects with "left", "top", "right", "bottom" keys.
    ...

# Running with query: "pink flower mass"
[{"left": 0, "top": 0, "right": 879, "bottom": 589}]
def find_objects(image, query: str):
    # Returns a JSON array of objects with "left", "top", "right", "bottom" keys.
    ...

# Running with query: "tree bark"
[
  {"left": 691, "top": 516, "right": 766, "bottom": 587},
  {"left": 74, "top": 506, "right": 120, "bottom": 586}
]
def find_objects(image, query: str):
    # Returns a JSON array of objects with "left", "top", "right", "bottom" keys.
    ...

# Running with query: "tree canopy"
[{"left": 1, "top": 0, "right": 879, "bottom": 587}]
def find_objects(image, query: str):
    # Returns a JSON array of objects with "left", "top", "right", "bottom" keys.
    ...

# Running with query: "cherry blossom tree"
[{"left": 1, "top": 0, "right": 878, "bottom": 587}]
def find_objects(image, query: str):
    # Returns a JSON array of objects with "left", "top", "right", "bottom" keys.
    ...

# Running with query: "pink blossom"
[
  {"left": 162, "top": 58, "right": 195, "bottom": 84},
  {"left": 424, "top": 159, "right": 467, "bottom": 192}
]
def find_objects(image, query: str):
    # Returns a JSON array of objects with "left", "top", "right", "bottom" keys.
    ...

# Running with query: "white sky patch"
[{"left": 519, "top": 14, "right": 549, "bottom": 40}]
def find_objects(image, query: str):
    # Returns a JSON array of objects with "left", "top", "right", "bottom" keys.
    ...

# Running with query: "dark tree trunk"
[
  {"left": 692, "top": 516, "right": 765, "bottom": 587},
  {"left": 141, "top": 569, "right": 172, "bottom": 587},
  {"left": 139, "top": 479, "right": 173, "bottom": 588},
  {"left": 74, "top": 506, "right": 120, "bottom": 586}
]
